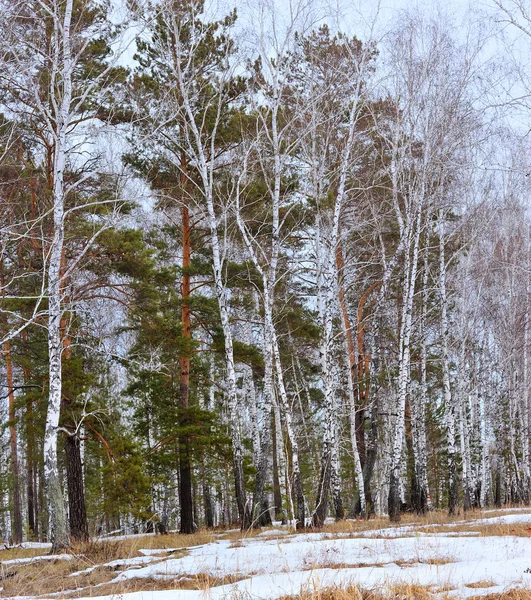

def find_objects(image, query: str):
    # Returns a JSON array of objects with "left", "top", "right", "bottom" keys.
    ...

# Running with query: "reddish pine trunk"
[
  {"left": 179, "top": 156, "right": 195, "bottom": 534},
  {"left": 3, "top": 338, "right": 23, "bottom": 544}
]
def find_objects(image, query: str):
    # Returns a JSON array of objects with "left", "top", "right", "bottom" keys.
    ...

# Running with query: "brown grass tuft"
[
  {"left": 277, "top": 583, "right": 439, "bottom": 600},
  {"left": 465, "top": 580, "right": 496, "bottom": 589},
  {"left": 278, "top": 584, "right": 384, "bottom": 600},
  {"left": 387, "top": 582, "right": 435, "bottom": 599},
  {"left": 468, "top": 589, "right": 531, "bottom": 600},
  {"left": 48, "top": 572, "right": 249, "bottom": 599}
]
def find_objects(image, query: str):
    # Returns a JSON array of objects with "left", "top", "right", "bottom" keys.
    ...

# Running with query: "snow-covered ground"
[{"left": 9, "top": 511, "right": 531, "bottom": 600}]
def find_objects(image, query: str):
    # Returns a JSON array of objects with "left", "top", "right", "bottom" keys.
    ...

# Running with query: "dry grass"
[
  {"left": 0, "top": 527, "right": 264, "bottom": 598},
  {"left": 0, "top": 557, "right": 85, "bottom": 598},
  {"left": 0, "top": 536, "right": 191, "bottom": 598},
  {"left": 277, "top": 583, "right": 439, "bottom": 600},
  {"left": 2, "top": 507, "right": 531, "bottom": 599},
  {"left": 387, "top": 583, "right": 435, "bottom": 599},
  {"left": 311, "top": 506, "right": 531, "bottom": 540},
  {"left": 312, "top": 511, "right": 463, "bottom": 539},
  {"left": 431, "top": 583, "right": 455, "bottom": 593},
  {"left": 468, "top": 590, "right": 531, "bottom": 600},
  {"left": 277, "top": 584, "right": 531, "bottom": 600},
  {"left": 223, "top": 527, "right": 263, "bottom": 541},
  {"left": 300, "top": 562, "right": 387, "bottom": 571},
  {"left": 51, "top": 572, "right": 249, "bottom": 599},
  {"left": 395, "top": 556, "right": 455, "bottom": 567},
  {"left": 277, "top": 584, "right": 386, "bottom": 600},
  {"left": 299, "top": 557, "right": 456, "bottom": 571},
  {"left": 436, "top": 520, "right": 531, "bottom": 538},
  {"left": 89, "top": 529, "right": 219, "bottom": 555},
  {"left": 465, "top": 580, "right": 497, "bottom": 589},
  {"left": 0, "top": 546, "right": 50, "bottom": 561}
]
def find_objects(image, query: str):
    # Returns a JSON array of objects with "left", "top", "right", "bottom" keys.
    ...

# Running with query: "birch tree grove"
[{"left": 2, "top": 0, "right": 531, "bottom": 547}]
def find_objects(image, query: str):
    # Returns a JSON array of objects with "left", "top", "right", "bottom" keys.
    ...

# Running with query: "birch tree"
[
  {"left": 380, "top": 14, "right": 481, "bottom": 520},
  {"left": 284, "top": 25, "right": 378, "bottom": 526},
  {"left": 0, "top": 0, "right": 130, "bottom": 550}
]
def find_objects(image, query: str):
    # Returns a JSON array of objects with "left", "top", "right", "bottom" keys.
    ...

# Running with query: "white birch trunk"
[
  {"left": 439, "top": 212, "right": 458, "bottom": 515},
  {"left": 312, "top": 97, "right": 362, "bottom": 527},
  {"left": 44, "top": 0, "right": 74, "bottom": 552},
  {"left": 272, "top": 336, "right": 306, "bottom": 527},
  {"left": 388, "top": 199, "right": 422, "bottom": 520},
  {"left": 522, "top": 280, "right": 530, "bottom": 499},
  {"left": 410, "top": 240, "right": 431, "bottom": 512},
  {"left": 273, "top": 395, "right": 287, "bottom": 522},
  {"left": 343, "top": 331, "right": 367, "bottom": 516}
]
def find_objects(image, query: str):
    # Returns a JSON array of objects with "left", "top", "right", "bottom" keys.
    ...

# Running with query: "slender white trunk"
[
  {"left": 480, "top": 373, "right": 489, "bottom": 507},
  {"left": 234, "top": 141, "right": 281, "bottom": 525},
  {"left": 272, "top": 336, "right": 305, "bottom": 527},
  {"left": 44, "top": 0, "right": 74, "bottom": 552},
  {"left": 344, "top": 335, "right": 366, "bottom": 516},
  {"left": 439, "top": 212, "right": 458, "bottom": 515},
  {"left": 388, "top": 201, "right": 422, "bottom": 520},
  {"left": 410, "top": 239, "right": 431, "bottom": 512},
  {"left": 522, "top": 282, "right": 530, "bottom": 498},
  {"left": 336, "top": 248, "right": 366, "bottom": 516},
  {"left": 211, "top": 236, "right": 249, "bottom": 525},
  {"left": 273, "top": 395, "right": 287, "bottom": 522},
  {"left": 313, "top": 99, "right": 360, "bottom": 526}
]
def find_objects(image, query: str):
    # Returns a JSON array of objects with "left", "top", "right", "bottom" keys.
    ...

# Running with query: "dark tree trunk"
[
  {"left": 363, "top": 405, "right": 378, "bottom": 516},
  {"left": 463, "top": 484, "right": 471, "bottom": 511},
  {"left": 179, "top": 444, "right": 195, "bottom": 533},
  {"left": 3, "top": 337, "right": 22, "bottom": 545},
  {"left": 260, "top": 497, "right": 273, "bottom": 526},
  {"left": 495, "top": 459, "right": 502, "bottom": 508},
  {"left": 39, "top": 463, "right": 46, "bottom": 541},
  {"left": 223, "top": 466, "right": 231, "bottom": 526},
  {"left": 412, "top": 471, "right": 428, "bottom": 514},
  {"left": 65, "top": 435, "right": 88, "bottom": 542},
  {"left": 201, "top": 455, "right": 214, "bottom": 528},
  {"left": 355, "top": 408, "right": 366, "bottom": 468},
  {"left": 333, "top": 488, "right": 344, "bottom": 520},
  {"left": 34, "top": 465, "right": 39, "bottom": 537},
  {"left": 179, "top": 165, "right": 196, "bottom": 535},
  {"left": 25, "top": 378, "right": 37, "bottom": 538},
  {"left": 448, "top": 449, "right": 459, "bottom": 516},
  {"left": 27, "top": 461, "right": 35, "bottom": 536},
  {"left": 388, "top": 470, "right": 401, "bottom": 522},
  {"left": 293, "top": 470, "right": 305, "bottom": 529},
  {"left": 203, "top": 482, "right": 214, "bottom": 528},
  {"left": 252, "top": 433, "right": 271, "bottom": 528}
]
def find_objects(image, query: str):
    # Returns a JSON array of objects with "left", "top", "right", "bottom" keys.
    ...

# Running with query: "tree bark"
[
  {"left": 44, "top": 0, "right": 74, "bottom": 553},
  {"left": 65, "top": 435, "right": 88, "bottom": 542},
  {"left": 336, "top": 246, "right": 367, "bottom": 517},
  {"left": 271, "top": 410, "right": 284, "bottom": 522},
  {"left": 439, "top": 213, "right": 458, "bottom": 516},
  {"left": 273, "top": 337, "right": 305, "bottom": 529},
  {"left": 388, "top": 202, "right": 423, "bottom": 522},
  {"left": 3, "top": 337, "right": 23, "bottom": 544},
  {"left": 21, "top": 330, "right": 37, "bottom": 538},
  {"left": 179, "top": 162, "right": 196, "bottom": 535}
]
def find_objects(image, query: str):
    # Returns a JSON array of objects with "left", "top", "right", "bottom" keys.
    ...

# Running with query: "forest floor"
[{"left": 2, "top": 508, "right": 531, "bottom": 600}]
